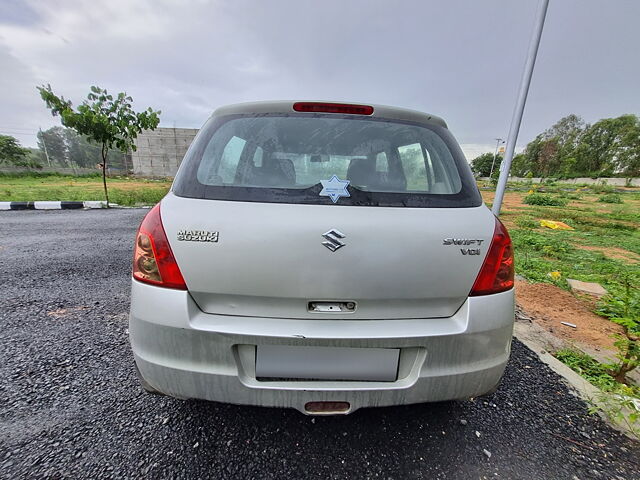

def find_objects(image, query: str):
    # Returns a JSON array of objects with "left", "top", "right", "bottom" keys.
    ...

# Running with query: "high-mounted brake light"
[
  {"left": 469, "top": 217, "right": 514, "bottom": 296},
  {"left": 293, "top": 102, "right": 374, "bottom": 115},
  {"left": 132, "top": 203, "right": 187, "bottom": 290}
]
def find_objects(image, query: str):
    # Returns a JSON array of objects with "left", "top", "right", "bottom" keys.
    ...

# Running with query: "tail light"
[
  {"left": 293, "top": 102, "right": 374, "bottom": 115},
  {"left": 470, "top": 217, "right": 514, "bottom": 296},
  {"left": 132, "top": 203, "right": 187, "bottom": 290}
]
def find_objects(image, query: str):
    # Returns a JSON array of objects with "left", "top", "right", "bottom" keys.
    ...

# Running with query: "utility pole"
[
  {"left": 492, "top": 0, "right": 550, "bottom": 215},
  {"left": 489, "top": 138, "right": 504, "bottom": 179},
  {"left": 39, "top": 127, "right": 51, "bottom": 167}
]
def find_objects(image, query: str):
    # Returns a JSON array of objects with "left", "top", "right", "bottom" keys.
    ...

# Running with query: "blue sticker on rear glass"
[{"left": 319, "top": 175, "right": 351, "bottom": 203}]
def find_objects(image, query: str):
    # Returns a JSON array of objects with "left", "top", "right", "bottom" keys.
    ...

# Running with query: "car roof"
[{"left": 211, "top": 101, "right": 448, "bottom": 129}]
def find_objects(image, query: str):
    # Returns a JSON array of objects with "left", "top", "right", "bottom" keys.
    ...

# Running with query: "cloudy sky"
[{"left": 1, "top": 0, "right": 638, "bottom": 158}]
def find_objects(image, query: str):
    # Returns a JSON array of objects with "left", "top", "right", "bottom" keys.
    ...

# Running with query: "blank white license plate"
[{"left": 255, "top": 345, "right": 400, "bottom": 381}]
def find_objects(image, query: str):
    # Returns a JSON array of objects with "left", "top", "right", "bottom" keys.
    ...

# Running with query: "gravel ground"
[{"left": 0, "top": 209, "right": 638, "bottom": 479}]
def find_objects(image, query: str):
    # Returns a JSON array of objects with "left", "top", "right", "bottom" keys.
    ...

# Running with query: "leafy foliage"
[
  {"left": 523, "top": 193, "right": 568, "bottom": 207},
  {"left": 511, "top": 114, "right": 640, "bottom": 178},
  {"left": 588, "top": 392, "right": 640, "bottom": 440},
  {"left": 37, "top": 126, "right": 127, "bottom": 170},
  {"left": 555, "top": 349, "right": 630, "bottom": 393},
  {"left": 598, "top": 193, "right": 623, "bottom": 204},
  {"left": 37, "top": 85, "right": 160, "bottom": 206},
  {"left": 597, "top": 279, "right": 640, "bottom": 382},
  {"left": 470, "top": 152, "right": 501, "bottom": 177},
  {"left": 0, "top": 135, "right": 34, "bottom": 167}
]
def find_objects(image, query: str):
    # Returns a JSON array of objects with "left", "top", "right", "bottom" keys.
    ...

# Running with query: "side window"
[
  {"left": 218, "top": 136, "right": 246, "bottom": 183},
  {"left": 397, "top": 143, "right": 428, "bottom": 191}
]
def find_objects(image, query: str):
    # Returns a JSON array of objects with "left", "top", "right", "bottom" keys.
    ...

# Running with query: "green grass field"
[{"left": 0, "top": 173, "right": 172, "bottom": 206}]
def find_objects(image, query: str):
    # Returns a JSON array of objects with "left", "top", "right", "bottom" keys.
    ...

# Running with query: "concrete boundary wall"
[{"left": 131, "top": 128, "right": 198, "bottom": 177}]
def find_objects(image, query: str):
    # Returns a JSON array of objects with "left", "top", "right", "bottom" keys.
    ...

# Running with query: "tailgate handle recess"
[{"left": 308, "top": 301, "right": 356, "bottom": 313}]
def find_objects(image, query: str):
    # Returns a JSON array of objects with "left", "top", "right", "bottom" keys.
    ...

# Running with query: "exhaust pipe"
[{"left": 304, "top": 401, "right": 351, "bottom": 415}]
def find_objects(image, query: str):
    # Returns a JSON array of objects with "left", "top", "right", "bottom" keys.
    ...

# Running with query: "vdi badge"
[{"left": 319, "top": 175, "right": 350, "bottom": 203}]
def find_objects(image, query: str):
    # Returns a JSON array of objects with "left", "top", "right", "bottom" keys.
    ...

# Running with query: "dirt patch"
[
  {"left": 576, "top": 245, "right": 640, "bottom": 264},
  {"left": 515, "top": 280, "right": 623, "bottom": 351},
  {"left": 481, "top": 191, "right": 525, "bottom": 212}
]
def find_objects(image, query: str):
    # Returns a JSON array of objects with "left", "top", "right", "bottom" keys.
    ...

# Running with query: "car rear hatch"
[
  {"left": 163, "top": 102, "right": 493, "bottom": 320},
  {"left": 162, "top": 194, "right": 495, "bottom": 319}
]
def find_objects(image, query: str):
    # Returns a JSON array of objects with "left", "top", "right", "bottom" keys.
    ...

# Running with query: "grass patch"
[
  {"left": 523, "top": 193, "right": 568, "bottom": 207},
  {"left": 589, "top": 184, "right": 617, "bottom": 194},
  {"left": 514, "top": 215, "right": 538, "bottom": 229},
  {"left": 0, "top": 175, "right": 171, "bottom": 206},
  {"left": 555, "top": 349, "right": 638, "bottom": 395},
  {"left": 512, "top": 228, "right": 639, "bottom": 286},
  {"left": 483, "top": 186, "right": 640, "bottom": 287},
  {"left": 598, "top": 193, "right": 624, "bottom": 204}
]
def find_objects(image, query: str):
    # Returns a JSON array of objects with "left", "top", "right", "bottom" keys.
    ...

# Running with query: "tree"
[
  {"left": 37, "top": 126, "right": 69, "bottom": 167},
  {"left": 542, "top": 114, "right": 585, "bottom": 148},
  {"left": 470, "top": 152, "right": 501, "bottom": 177},
  {"left": 36, "top": 126, "right": 128, "bottom": 170},
  {"left": 510, "top": 153, "right": 529, "bottom": 177},
  {"left": 575, "top": 115, "right": 640, "bottom": 177},
  {"left": 520, "top": 113, "right": 640, "bottom": 178},
  {"left": 38, "top": 85, "right": 160, "bottom": 206},
  {"left": 0, "top": 135, "right": 34, "bottom": 167},
  {"left": 519, "top": 115, "right": 587, "bottom": 177}
]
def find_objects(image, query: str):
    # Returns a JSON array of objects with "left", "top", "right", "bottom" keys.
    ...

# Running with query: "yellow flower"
[{"left": 547, "top": 271, "right": 561, "bottom": 280}]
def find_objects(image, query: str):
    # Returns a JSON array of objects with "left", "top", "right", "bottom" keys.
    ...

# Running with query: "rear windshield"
[{"left": 172, "top": 113, "right": 481, "bottom": 207}]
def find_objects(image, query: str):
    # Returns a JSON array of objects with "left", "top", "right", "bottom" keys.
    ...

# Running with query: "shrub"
[
  {"left": 598, "top": 193, "right": 623, "bottom": 204},
  {"left": 555, "top": 349, "right": 621, "bottom": 392},
  {"left": 591, "top": 184, "right": 616, "bottom": 194},
  {"left": 558, "top": 190, "right": 583, "bottom": 200},
  {"left": 515, "top": 215, "right": 538, "bottom": 229},
  {"left": 596, "top": 278, "right": 640, "bottom": 383},
  {"left": 522, "top": 193, "right": 568, "bottom": 207}
]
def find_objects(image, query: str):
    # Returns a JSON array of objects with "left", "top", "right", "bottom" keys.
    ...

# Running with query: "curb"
[{"left": 0, "top": 201, "right": 109, "bottom": 210}]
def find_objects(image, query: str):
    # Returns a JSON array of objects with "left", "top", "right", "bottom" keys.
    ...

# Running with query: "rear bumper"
[{"left": 129, "top": 280, "right": 515, "bottom": 414}]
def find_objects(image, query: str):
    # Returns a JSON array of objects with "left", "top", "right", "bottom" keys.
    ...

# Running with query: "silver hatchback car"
[{"left": 129, "top": 101, "right": 515, "bottom": 415}]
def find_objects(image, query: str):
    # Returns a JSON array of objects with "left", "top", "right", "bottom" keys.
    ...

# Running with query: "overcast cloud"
[{"left": 1, "top": 0, "right": 638, "bottom": 158}]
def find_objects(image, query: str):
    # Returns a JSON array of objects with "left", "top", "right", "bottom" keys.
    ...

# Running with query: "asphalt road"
[{"left": 0, "top": 209, "right": 638, "bottom": 480}]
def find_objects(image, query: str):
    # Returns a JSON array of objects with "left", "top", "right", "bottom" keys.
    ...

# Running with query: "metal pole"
[
  {"left": 489, "top": 138, "right": 503, "bottom": 179},
  {"left": 492, "top": 0, "right": 549, "bottom": 215}
]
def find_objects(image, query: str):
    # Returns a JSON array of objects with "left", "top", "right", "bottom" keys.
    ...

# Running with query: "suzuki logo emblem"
[{"left": 322, "top": 229, "right": 346, "bottom": 252}]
